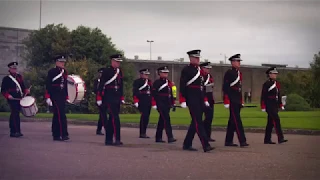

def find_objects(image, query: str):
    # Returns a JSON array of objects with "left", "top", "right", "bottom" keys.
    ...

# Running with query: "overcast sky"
[{"left": 0, "top": 0, "right": 319, "bottom": 68}]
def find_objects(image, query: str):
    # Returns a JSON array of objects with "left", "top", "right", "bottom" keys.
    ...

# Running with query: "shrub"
[
  {"left": 285, "top": 93, "right": 311, "bottom": 111},
  {"left": 0, "top": 95, "right": 10, "bottom": 112}
]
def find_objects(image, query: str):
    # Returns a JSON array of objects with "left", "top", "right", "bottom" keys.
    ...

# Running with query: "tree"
[
  {"left": 309, "top": 51, "right": 320, "bottom": 108},
  {"left": 22, "top": 24, "right": 135, "bottom": 113}
]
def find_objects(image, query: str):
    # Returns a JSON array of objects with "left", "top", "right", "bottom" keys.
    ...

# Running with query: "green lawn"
[{"left": 0, "top": 104, "right": 319, "bottom": 130}]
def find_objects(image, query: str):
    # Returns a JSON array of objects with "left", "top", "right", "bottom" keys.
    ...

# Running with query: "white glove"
[
  {"left": 46, "top": 98, "right": 53, "bottom": 106},
  {"left": 121, "top": 100, "right": 125, "bottom": 104},
  {"left": 66, "top": 99, "right": 71, "bottom": 104},
  {"left": 97, "top": 100, "right": 102, "bottom": 106},
  {"left": 8, "top": 95, "right": 13, "bottom": 100},
  {"left": 180, "top": 102, "right": 187, "bottom": 108},
  {"left": 281, "top": 106, "right": 285, "bottom": 110},
  {"left": 204, "top": 101, "right": 210, "bottom": 107},
  {"left": 262, "top": 109, "right": 266, "bottom": 112},
  {"left": 224, "top": 104, "right": 229, "bottom": 109},
  {"left": 134, "top": 102, "right": 139, "bottom": 108},
  {"left": 152, "top": 105, "right": 157, "bottom": 109}
]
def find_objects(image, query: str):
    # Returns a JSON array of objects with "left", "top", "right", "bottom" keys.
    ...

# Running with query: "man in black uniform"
[
  {"left": 200, "top": 62, "right": 216, "bottom": 142},
  {"left": 152, "top": 66, "right": 177, "bottom": 143},
  {"left": 93, "top": 68, "right": 105, "bottom": 135},
  {"left": 96, "top": 54, "right": 125, "bottom": 146},
  {"left": 261, "top": 67, "right": 288, "bottom": 144},
  {"left": 45, "top": 55, "right": 71, "bottom": 141},
  {"left": 223, "top": 54, "right": 249, "bottom": 147},
  {"left": 179, "top": 50, "right": 214, "bottom": 152},
  {"left": 1, "top": 62, "right": 30, "bottom": 137},
  {"left": 132, "top": 68, "right": 155, "bottom": 138}
]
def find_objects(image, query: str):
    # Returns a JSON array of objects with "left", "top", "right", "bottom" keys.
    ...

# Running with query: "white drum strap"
[
  {"left": 186, "top": 67, "right": 200, "bottom": 86},
  {"left": 8, "top": 75, "right": 23, "bottom": 96},
  {"left": 104, "top": 68, "right": 119, "bottom": 86},
  {"left": 158, "top": 80, "right": 168, "bottom": 91},
  {"left": 230, "top": 71, "right": 240, "bottom": 87},
  {"left": 204, "top": 74, "right": 210, "bottom": 86},
  {"left": 52, "top": 69, "right": 64, "bottom": 82},
  {"left": 268, "top": 82, "right": 276, "bottom": 92},
  {"left": 139, "top": 79, "right": 148, "bottom": 91}
]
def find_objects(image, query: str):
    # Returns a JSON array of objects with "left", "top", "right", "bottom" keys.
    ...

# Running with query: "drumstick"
[{"left": 23, "top": 85, "right": 32, "bottom": 98}]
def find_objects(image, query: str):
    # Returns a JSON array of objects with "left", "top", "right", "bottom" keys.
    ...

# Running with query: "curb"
[{"left": 0, "top": 118, "right": 319, "bottom": 136}]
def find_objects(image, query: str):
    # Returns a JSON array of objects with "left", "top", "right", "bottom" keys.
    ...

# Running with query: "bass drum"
[
  {"left": 67, "top": 74, "right": 86, "bottom": 104},
  {"left": 20, "top": 96, "right": 38, "bottom": 117}
]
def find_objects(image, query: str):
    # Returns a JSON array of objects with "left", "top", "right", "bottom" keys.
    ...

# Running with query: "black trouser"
[
  {"left": 265, "top": 107, "right": 284, "bottom": 141},
  {"left": 139, "top": 103, "right": 151, "bottom": 135},
  {"left": 105, "top": 102, "right": 121, "bottom": 143},
  {"left": 203, "top": 100, "right": 214, "bottom": 139},
  {"left": 97, "top": 105, "right": 106, "bottom": 132},
  {"left": 225, "top": 103, "right": 246, "bottom": 144},
  {"left": 51, "top": 97, "right": 68, "bottom": 138},
  {"left": 155, "top": 106, "right": 173, "bottom": 140},
  {"left": 183, "top": 99, "right": 210, "bottom": 149},
  {"left": 8, "top": 100, "right": 21, "bottom": 134}
]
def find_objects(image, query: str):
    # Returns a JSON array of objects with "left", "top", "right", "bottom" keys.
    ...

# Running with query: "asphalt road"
[{"left": 0, "top": 121, "right": 319, "bottom": 180}]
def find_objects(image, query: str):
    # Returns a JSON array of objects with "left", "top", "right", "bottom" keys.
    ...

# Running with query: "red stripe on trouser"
[
  {"left": 231, "top": 105, "right": 241, "bottom": 142},
  {"left": 10, "top": 104, "right": 18, "bottom": 132},
  {"left": 107, "top": 104, "right": 116, "bottom": 139},
  {"left": 158, "top": 108, "right": 166, "bottom": 131},
  {"left": 100, "top": 107, "right": 104, "bottom": 128},
  {"left": 270, "top": 114, "right": 280, "bottom": 138},
  {"left": 54, "top": 101, "right": 63, "bottom": 137},
  {"left": 189, "top": 108, "right": 205, "bottom": 147},
  {"left": 141, "top": 112, "right": 144, "bottom": 132}
]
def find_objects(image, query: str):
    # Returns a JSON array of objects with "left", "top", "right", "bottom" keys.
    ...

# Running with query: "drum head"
[
  {"left": 67, "top": 77, "right": 77, "bottom": 103},
  {"left": 20, "top": 96, "right": 35, "bottom": 107}
]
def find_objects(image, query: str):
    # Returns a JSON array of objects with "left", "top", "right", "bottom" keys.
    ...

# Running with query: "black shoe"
[
  {"left": 183, "top": 146, "right": 198, "bottom": 151},
  {"left": 225, "top": 142, "right": 238, "bottom": 147},
  {"left": 53, "top": 137, "right": 62, "bottom": 141},
  {"left": 17, "top": 132, "right": 23, "bottom": 137},
  {"left": 264, "top": 141, "right": 276, "bottom": 144},
  {"left": 156, "top": 139, "right": 166, "bottom": 143},
  {"left": 204, "top": 146, "right": 215, "bottom": 152},
  {"left": 139, "top": 134, "right": 150, "bottom": 138},
  {"left": 105, "top": 141, "right": 113, "bottom": 146},
  {"left": 96, "top": 131, "right": 104, "bottom": 135},
  {"left": 240, "top": 142, "right": 249, "bottom": 147},
  {"left": 208, "top": 138, "right": 216, "bottom": 142},
  {"left": 168, "top": 138, "right": 177, "bottom": 143},
  {"left": 278, "top": 139, "right": 288, "bottom": 144},
  {"left": 10, "top": 133, "right": 20, "bottom": 138},
  {"left": 114, "top": 141, "right": 123, "bottom": 146},
  {"left": 62, "top": 136, "right": 70, "bottom": 141}
]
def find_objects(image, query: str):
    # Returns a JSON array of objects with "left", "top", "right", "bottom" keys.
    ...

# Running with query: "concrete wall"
[{"left": 127, "top": 59, "right": 309, "bottom": 102}]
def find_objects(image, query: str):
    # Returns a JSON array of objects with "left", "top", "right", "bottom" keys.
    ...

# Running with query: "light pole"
[
  {"left": 39, "top": 0, "right": 42, "bottom": 29},
  {"left": 147, "top": 40, "right": 154, "bottom": 60},
  {"left": 220, "top": 53, "right": 227, "bottom": 64}
]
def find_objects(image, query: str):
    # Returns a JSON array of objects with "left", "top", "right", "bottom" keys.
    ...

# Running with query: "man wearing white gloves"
[
  {"left": 132, "top": 68, "right": 155, "bottom": 138},
  {"left": 96, "top": 54, "right": 125, "bottom": 146},
  {"left": 261, "top": 67, "right": 288, "bottom": 144},
  {"left": 45, "top": 55, "right": 70, "bottom": 141},
  {"left": 152, "top": 66, "right": 176, "bottom": 143},
  {"left": 179, "top": 49, "right": 214, "bottom": 153},
  {"left": 223, "top": 54, "right": 249, "bottom": 147}
]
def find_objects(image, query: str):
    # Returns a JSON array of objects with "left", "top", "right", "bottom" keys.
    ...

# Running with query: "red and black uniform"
[
  {"left": 261, "top": 79, "right": 286, "bottom": 143},
  {"left": 179, "top": 63, "right": 212, "bottom": 152},
  {"left": 223, "top": 67, "right": 247, "bottom": 146},
  {"left": 97, "top": 66, "right": 124, "bottom": 145},
  {"left": 45, "top": 66, "right": 69, "bottom": 140},
  {"left": 1, "top": 71, "right": 27, "bottom": 137},
  {"left": 93, "top": 76, "right": 105, "bottom": 135},
  {"left": 202, "top": 72, "right": 215, "bottom": 140},
  {"left": 152, "top": 77, "right": 176, "bottom": 142},
  {"left": 132, "top": 78, "right": 155, "bottom": 137}
]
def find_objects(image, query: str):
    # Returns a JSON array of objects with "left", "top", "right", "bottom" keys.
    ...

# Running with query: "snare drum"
[
  {"left": 67, "top": 74, "right": 86, "bottom": 104},
  {"left": 20, "top": 96, "right": 38, "bottom": 117}
]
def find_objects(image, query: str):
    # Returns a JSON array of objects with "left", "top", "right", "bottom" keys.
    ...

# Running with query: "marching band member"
[
  {"left": 96, "top": 54, "right": 125, "bottom": 146},
  {"left": 93, "top": 68, "right": 105, "bottom": 135},
  {"left": 132, "top": 68, "right": 155, "bottom": 138},
  {"left": 152, "top": 66, "right": 177, "bottom": 143},
  {"left": 223, "top": 54, "right": 249, "bottom": 147},
  {"left": 200, "top": 62, "right": 216, "bottom": 142},
  {"left": 45, "top": 55, "right": 71, "bottom": 141},
  {"left": 179, "top": 50, "right": 214, "bottom": 152},
  {"left": 261, "top": 67, "right": 288, "bottom": 144},
  {"left": 1, "top": 62, "right": 29, "bottom": 137}
]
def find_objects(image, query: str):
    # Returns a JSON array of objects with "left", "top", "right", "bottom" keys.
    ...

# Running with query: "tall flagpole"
[{"left": 39, "top": 0, "right": 42, "bottom": 29}]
